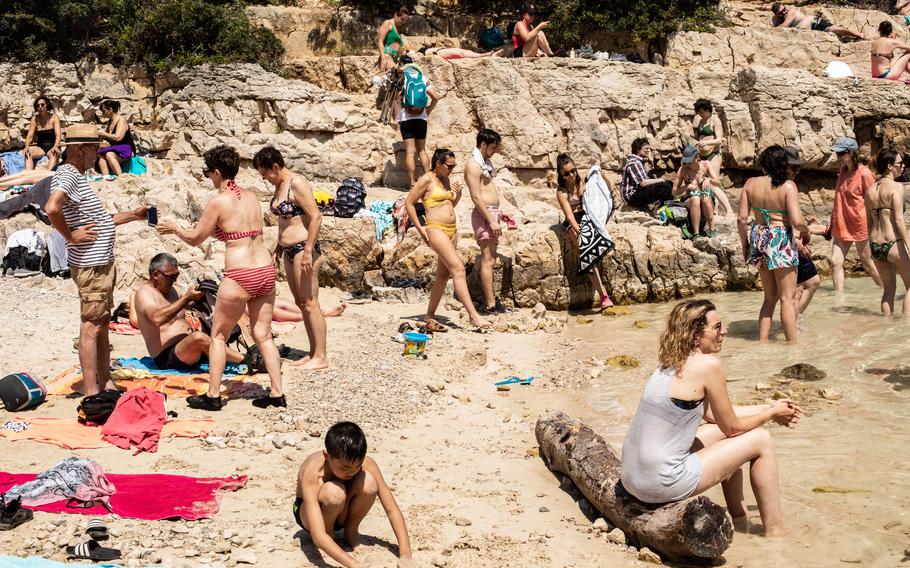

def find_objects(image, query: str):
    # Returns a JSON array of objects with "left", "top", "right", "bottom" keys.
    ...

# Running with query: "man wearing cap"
[
  {"left": 621, "top": 138, "right": 675, "bottom": 210},
  {"left": 784, "top": 146, "right": 824, "bottom": 317},
  {"left": 44, "top": 124, "right": 147, "bottom": 398}
]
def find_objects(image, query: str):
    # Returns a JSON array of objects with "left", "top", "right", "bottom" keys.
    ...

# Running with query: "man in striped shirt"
[
  {"left": 620, "top": 138, "right": 674, "bottom": 210},
  {"left": 45, "top": 124, "right": 148, "bottom": 397}
]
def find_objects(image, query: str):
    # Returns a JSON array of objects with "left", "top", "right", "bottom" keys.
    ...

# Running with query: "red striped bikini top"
[{"left": 213, "top": 180, "right": 263, "bottom": 242}]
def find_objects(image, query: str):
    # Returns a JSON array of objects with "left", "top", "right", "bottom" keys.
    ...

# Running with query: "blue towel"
[
  {"left": 369, "top": 199, "right": 396, "bottom": 242},
  {"left": 114, "top": 357, "right": 247, "bottom": 377},
  {"left": 0, "top": 557, "right": 132, "bottom": 568},
  {"left": 1, "top": 151, "right": 25, "bottom": 176}
]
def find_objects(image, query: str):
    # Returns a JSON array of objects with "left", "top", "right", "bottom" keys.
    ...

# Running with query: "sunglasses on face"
[
  {"left": 202, "top": 168, "right": 212, "bottom": 177},
  {"left": 37, "top": 103, "right": 46, "bottom": 108},
  {"left": 158, "top": 271, "right": 179, "bottom": 282},
  {"left": 836, "top": 151, "right": 848, "bottom": 157},
  {"left": 562, "top": 167, "right": 578, "bottom": 177},
  {"left": 443, "top": 162, "right": 457, "bottom": 171}
]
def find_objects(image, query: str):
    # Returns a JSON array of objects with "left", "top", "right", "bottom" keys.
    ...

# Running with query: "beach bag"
[
  {"left": 190, "top": 279, "right": 243, "bottom": 346},
  {"left": 478, "top": 27, "right": 505, "bottom": 49},
  {"left": 401, "top": 64, "right": 429, "bottom": 115},
  {"left": 656, "top": 200, "right": 689, "bottom": 227},
  {"left": 77, "top": 389, "right": 122, "bottom": 425},
  {"left": 0, "top": 372, "right": 47, "bottom": 411},
  {"left": 334, "top": 178, "right": 367, "bottom": 218}
]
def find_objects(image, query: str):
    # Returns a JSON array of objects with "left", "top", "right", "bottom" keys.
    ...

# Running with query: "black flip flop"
[
  {"left": 85, "top": 518, "right": 109, "bottom": 541},
  {"left": 0, "top": 498, "right": 33, "bottom": 531},
  {"left": 66, "top": 539, "right": 121, "bottom": 561}
]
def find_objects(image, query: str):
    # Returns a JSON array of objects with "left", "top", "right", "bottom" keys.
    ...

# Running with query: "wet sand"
[{"left": 0, "top": 274, "right": 906, "bottom": 567}]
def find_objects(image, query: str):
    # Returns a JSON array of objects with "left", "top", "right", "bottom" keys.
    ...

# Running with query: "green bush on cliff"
[{"left": 0, "top": 0, "right": 285, "bottom": 73}]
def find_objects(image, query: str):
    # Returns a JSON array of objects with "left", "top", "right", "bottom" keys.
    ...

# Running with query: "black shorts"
[
  {"left": 399, "top": 119, "right": 427, "bottom": 140},
  {"left": 293, "top": 496, "right": 342, "bottom": 533},
  {"left": 153, "top": 334, "right": 205, "bottom": 371},
  {"left": 797, "top": 254, "right": 818, "bottom": 285},
  {"left": 812, "top": 17, "right": 833, "bottom": 32}
]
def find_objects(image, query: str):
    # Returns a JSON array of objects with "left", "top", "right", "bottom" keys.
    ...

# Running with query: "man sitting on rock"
[
  {"left": 134, "top": 252, "right": 245, "bottom": 370},
  {"left": 621, "top": 138, "right": 675, "bottom": 211},
  {"left": 771, "top": 3, "right": 865, "bottom": 41}
]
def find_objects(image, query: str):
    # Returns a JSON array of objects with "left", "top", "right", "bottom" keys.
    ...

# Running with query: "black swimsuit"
[
  {"left": 270, "top": 176, "right": 323, "bottom": 261},
  {"left": 34, "top": 128, "right": 55, "bottom": 153}
]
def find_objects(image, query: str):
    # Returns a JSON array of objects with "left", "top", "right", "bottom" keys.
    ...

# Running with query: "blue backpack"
[{"left": 402, "top": 64, "right": 429, "bottom": 114}]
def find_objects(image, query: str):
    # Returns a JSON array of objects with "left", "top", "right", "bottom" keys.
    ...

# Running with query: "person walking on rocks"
[
  {"left": 827, "top": 137, "right": 882, "bottom": 292},
  {"left": 378, "top": 6, "right": 409, "bottom": 72},
  {"left": 405, "top": 148, "right": 491, "bottom": 331},
  {"left": 465, "top": 128, "right": 503, "bottom": 314},
  {"left": 157, "top": 145, "right": 284, "bottom": 410},
  {"left": 737, "top": 145, "right": 809, "bottom": 343},
  {"left": 555, "top": 153, "right": 614, "bottom": 309},
  {"left": 692, "top": 99, "right": 734, "bottom": 216},
  {"left": 44, "top": 124, "right": 148, "bottom": 398},
  {"left": 771, "top": 3, "right": 865, "bottom": 40},
  {"left": 864, "top": 148, "right": 910, "bottom": 316},
  {"left": 871, "top": 21, "right": 910, "bottom": 80},
  {"left": 254, "top": 146, "right": 329, "bottom": 370},
  {"left": 620, "top": 138, "right": 674, "bottom": 210},
  {"left": 395, "top": 56, "right": 440, "bottom": 187},
  {"left": 621, "top": 299, "right": 801, "bottom": 536}
]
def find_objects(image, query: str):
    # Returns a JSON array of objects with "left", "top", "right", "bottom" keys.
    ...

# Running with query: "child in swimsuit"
[{"left": 295, "top": 422, "right": 414, "bottom": 568}]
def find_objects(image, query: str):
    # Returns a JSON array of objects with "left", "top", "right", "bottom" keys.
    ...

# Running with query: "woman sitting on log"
[{"left": 621, "top": 299, "right": 802, "bottom": 536}]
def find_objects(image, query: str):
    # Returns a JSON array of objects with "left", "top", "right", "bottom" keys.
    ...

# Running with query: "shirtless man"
[
  {"left": 134, "top": 253, "right": 244, "bottom": 370},
  {"left": 295, "top": 422, "right": 413, "bottom": 568},
  {"left": 465, "top": 129, "right": 503, "bottom": 314},
  {"left": 770, "top": 3, "right": 865, "bottom": 40}
]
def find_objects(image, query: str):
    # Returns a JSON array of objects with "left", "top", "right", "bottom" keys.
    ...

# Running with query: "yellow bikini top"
[{"left": 423, "top": 180, "right": 456, "bottom": 209}]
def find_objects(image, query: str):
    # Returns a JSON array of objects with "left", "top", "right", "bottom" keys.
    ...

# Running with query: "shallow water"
[{"left": 545, "top": 277, "right": 909, "bottom": 567}]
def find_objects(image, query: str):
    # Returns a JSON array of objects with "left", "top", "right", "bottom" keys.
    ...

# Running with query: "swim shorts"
[
  {"left": 796, "top": 253, "right": 818, "bottom": 284},
  {"left": 471, "top": 205, "right": 501, "bottom": 244},
  {"left": 153, "top": 334, "right": 205, "bottom": 371},
  {"left": 399, "top": 119, "right": 427, "bottom": 141},
  {"left": 811, "top": 17, "right": 833, "bottom": 32},
  {"left": 748, "top": 224, "right": 798, "bottom": 270}
]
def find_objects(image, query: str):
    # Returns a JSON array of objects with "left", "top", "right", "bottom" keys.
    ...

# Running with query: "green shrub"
[{"left": 0, "top": 0, "right": 285, "bottom": 73}]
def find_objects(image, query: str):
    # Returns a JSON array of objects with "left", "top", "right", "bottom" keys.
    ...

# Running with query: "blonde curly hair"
[{"left": 658, "top": 299, "right": 716, "bottom": 371}]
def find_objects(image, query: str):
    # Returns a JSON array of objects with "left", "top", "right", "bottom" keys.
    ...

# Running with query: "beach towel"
[
  {"left": 0, "top": 556, "right": 130, "bottom": 568},
  {"left": 1, "top": 151, "right": 26, "bottom": 176},
  {"left": 0, "top": 416, "right": 215, "bottom": 450},
  {"left": 101, "top": 387, "right": 166, "bottom": 454},
  {"left": 578, "top": 164, "right": 615, "bottom": 274},
  {"left": 109, "top": 321, "right": 141, "bottom": 335},
  {"left": 472, "top": 147, "right": 496, "bottom": 179},
  {"left": 0, "top": 472, "right": 247, "bottom": 521},
  {"left": 45, "top": 365, "right": 259, "bottom": 399},
  {"left": 1, "top": 457, "right": 115, "bottom": 509},
  {"left": 369, "top": 199, "right": 396, "bottom": 241},
  {"left": 115, "top": 357, "right": 247, "bottom": 377}
]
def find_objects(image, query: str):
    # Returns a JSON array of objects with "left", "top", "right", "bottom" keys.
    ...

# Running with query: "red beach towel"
[
  {"left": 101, "top": 387, "right": 166, "bottom": 454},
  {"left": 0, "top": 473, "right": 247, "bottom": 521}
]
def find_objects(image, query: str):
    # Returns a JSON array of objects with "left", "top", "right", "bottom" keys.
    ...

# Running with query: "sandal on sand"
[
  {"left": 0, "top": 498, "right": 33, "bottom": 531},
  {"left": 85, "top": 518, "right": 108, "bottom": 540},
  {"left": 66, "top": 540, "right": 121, "bottom": 561},
  {"left": 187, "top": 394, "right": 223, "bottom": 412},
  {"left": 423, "top": 320, "right": 448, "bottom": 333},
  {"left": 398, "top": 322, "right": 417, "bottom": 333}
]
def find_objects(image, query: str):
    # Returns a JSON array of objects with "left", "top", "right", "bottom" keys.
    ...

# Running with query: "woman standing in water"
[
  {"left": 865, "top": 149, "right": 910, "bottom": 316},
  {"left": 738, "top": 145, "right": 808, "bottom": 343},
  {"left": 555, "top": 153, "right": 614, "bottom": 309},
  {"left": 404, "top": 149, "right": 491, "bottom": 331},
  {"left": 254, "top": 146, "right": 329, "bottom": 370},
  {"left": 828, "top": 137, "right": 882, "bottom": 292},
  {"left": 621, "top": 299, "right": 801, "bottom": 536},
  {"left": 157, "top": 145, "right": 284, "bottom": 410}
]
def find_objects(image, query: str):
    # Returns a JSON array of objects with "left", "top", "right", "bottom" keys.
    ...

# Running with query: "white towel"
[{"left": 472, "top": 147, "right": 496, "bottom": 179}]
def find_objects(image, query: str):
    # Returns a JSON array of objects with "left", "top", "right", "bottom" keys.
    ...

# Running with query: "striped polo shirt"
[{"left": 51, "top": 164, "right": 116, "bottom": 267}]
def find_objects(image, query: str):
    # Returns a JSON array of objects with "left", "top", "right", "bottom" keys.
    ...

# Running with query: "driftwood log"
[{"left": 535, "top": 412, "right": 733, "bottom": 563}]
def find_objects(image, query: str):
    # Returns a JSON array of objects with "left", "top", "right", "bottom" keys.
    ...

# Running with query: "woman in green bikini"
[
  {"left": 378, "top": 6, "right": 409, "bottom": 72},
  {"left": 692, "top": 99, "right": 734, "bottom": 215},
  {"left": 865, "top": 148, "right": 910, "bottom": 316},
  {"left": 674, "top": 145, "right": 720, "bottom": 238}
]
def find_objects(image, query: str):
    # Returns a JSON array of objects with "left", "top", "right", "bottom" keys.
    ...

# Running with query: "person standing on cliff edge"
[{"left": 465, "top": 128, "right": 503, "bottom": 315}]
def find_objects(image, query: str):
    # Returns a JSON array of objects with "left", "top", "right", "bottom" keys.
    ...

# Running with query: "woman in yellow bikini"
[{"left": 405, "top": 149, "right": 492, "bottom": 331}]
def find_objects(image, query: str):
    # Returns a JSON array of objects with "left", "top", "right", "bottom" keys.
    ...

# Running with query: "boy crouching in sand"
[{"left": 295, "top": 421, "right": 413, "bottom": 568}]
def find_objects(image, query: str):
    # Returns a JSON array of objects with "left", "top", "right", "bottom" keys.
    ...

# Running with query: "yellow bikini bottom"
[{"left": 425, "top": 222, "right": 456, "bottom": 238}]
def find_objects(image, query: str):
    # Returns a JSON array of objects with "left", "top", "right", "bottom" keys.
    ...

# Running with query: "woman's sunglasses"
[{"left": 562, "top": 167, "right": 578, "bottom": 177}]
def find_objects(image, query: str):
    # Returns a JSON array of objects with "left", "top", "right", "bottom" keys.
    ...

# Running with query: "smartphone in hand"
[{"left": 147, "top": 206, "right": 158, "bottom": 226}]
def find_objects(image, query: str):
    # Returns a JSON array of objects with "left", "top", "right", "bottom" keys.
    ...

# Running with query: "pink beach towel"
[
  {"left": 0, "top": 473, "right": 247, "bottom": 521},
  {"left": 101, "top": 387, "right": 166, "bottom": 454}
]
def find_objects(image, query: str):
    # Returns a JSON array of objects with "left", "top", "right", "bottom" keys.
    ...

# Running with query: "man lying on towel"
[{"left": 134, "top": 253, "right": 244, "bottom": 370}]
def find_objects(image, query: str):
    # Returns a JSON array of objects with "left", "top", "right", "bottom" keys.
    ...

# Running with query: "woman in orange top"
[{"left": 828, "top": 137, "right": 882, "bottom": 292}]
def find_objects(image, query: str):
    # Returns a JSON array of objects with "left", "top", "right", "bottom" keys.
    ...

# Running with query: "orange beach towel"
[
  {"left": 0, "top": 416, "right": 215, "bottom": 450},
  {"left": 46, "top": 366, "right": 262, "bottom": 399}
]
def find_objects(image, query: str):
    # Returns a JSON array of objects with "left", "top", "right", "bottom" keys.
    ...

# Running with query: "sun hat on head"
[
  {"left": 65, "top": 124, "right": 100, "bottom": 145},
  {"left": 784, "top": 146, "right": 807, "bottom": 165},
  {"left": 681, "top": 145, "right": 699, "bottom": 163},
  {"left": 831, "top": 137, "right": 858, "bottom": 153}
]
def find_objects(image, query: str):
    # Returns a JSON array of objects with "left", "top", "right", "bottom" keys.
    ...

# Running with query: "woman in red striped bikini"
[{"left": 157, "top": 145, "right": 284, "bottom": 412}]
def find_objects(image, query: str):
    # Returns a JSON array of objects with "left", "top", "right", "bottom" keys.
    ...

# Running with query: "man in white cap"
[{"left": 45, "top": 124, "right": 148, "bottom": 398}]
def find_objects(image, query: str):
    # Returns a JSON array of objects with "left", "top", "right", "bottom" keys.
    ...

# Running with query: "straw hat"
[{"left": 65, "top": 124, "right": 100, "bottom": 145}]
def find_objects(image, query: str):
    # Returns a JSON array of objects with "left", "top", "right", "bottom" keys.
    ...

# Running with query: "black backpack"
[
  {"left": 334, "top": 178, "right": 366, "bottom": 218},
  {"left": 77, "top": 389, "right": 123, "bottom": 425},
  {"left": 191, "top": 279, "right": 243, "bottom": 346}
]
